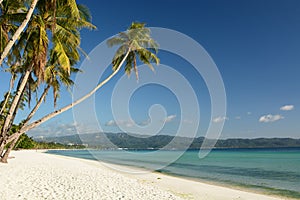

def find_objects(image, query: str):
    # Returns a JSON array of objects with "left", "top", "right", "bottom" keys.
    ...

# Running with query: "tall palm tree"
[
  {"left": 0, "top": 0, "right": 36, "bottom": 141},
  {"left": 1, "top": 22, "right": 160, "bottom": 163},
  {"left": 1, "top": 0, "right": 91, "bottom": 134},
  {"left": 0, "top": 84, "right": 49, "bottom": 160},
  {"left": 0, "top": 0, "right": 33, "bottom": 117},
  {"left": 0, "top": 0, "right": 39, "bottom": 66},
  {"left": 0, "top": 0, "right": 96, "bottom": 162}
]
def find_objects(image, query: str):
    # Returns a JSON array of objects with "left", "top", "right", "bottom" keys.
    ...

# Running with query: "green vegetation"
[
  {"left": 14, "top": 133, "right": 85, "bottom": 150},
  {"left": 14, "top": 134, "right": 35, "bottom": 149}
]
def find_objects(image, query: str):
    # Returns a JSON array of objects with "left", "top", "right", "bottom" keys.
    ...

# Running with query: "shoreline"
[
  {"left": 151, "top": 169, "right": 299, "bottom": 200},
  {"left": 94, "top": 157, "right": 294, "bottom": 200},
  {"left": 0, "top": 150, "right": 291, "bottom": 200},
  {"left": 46, "top": 148, "right": 299, "bottom": 199}
]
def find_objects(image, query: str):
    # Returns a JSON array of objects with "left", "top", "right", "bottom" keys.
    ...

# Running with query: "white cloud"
[
  {"left": 163, "top": 115, "right": 176, "bottom": 123},
  {"left": 139, "top": 119, "right": 151, "bottom": 126},
  {"left": 105, "top": 120, "right": 116, "bottom": 126},
  {"left": 212, "top": 116, "right": 228, "bottom": 123},
  {"left": 259, "top": 114, "right": 284, "bottom": 123},
  {"left": 247, "top": 112, "right": 252, "bottom": 115},
  {"left": 280, "top": 105, "right": 294, "bottom": 111},
  {"left": 105, "top": 120, "right": 135, "bottom": 127},
  {"left": 235, "top": 116, "right": 241, "bottom": 120}
]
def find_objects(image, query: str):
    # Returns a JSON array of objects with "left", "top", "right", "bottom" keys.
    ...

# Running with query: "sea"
[{"left": 47, "top": 148, "right": 300, "bottom": 199}]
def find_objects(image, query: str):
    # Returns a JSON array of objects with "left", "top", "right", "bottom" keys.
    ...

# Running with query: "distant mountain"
[{"left": 34, "top": 132, "right": 300, "bottom": 149}]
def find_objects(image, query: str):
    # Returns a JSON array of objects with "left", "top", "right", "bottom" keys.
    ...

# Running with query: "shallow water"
[{"left": 47, "top": 148, "right": 300, "bottom": 198}]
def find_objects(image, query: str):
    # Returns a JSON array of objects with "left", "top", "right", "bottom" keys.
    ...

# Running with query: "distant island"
[{"left": 33, "top": 132, "right": 300, "bottom": 149}]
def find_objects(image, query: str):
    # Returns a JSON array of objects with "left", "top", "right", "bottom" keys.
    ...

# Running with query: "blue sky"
[{"left": 2, "top": 0, "right": 299, "bottom": 139}]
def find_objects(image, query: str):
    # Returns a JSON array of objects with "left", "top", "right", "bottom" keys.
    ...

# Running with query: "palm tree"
[
  {"left": 107, "top": 22, "right": 159, "bottom": 80},
  {"left": 0, "top": 90, "right": 28, "bottom": 157},
  {"left": 0, "top": 0, "right": 33, "bottom": 114},
  {"left": 0, "top": 85, "right": 49, "bottom": 161},
  {"left": 1, "top": 0, "right": 84, "bottom": 133},
  {"left": 1, "top": 22, "right": 160, "bottom": 163},
  {"left": 0, "top": 0, "right": 36, "bottom": 144},
  {"left": 0, "top": 0, "right": 96, "bottom": 162},
  {"left": 0, "top": 0, "right": 39, "bottom": 66}
]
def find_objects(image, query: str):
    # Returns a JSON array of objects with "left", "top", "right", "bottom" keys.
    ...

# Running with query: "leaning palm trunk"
[
  {"left": 0, "top": 70, "right": 31, "bottom": 139},
  {"left": 0, "top": 139, "right": 6, "bottom": 157},
  {"left": 0, "top": 85, "right": 50, "bottom": 162},
  {"left": 0, "top": 137, "right": 18, "bottom": 163},
  {"left": 0, "top": 50, "right": 130, "bottom": 162},
  {"left": 0, "top": 69, "right": 31, "bottom": 157},
  {"left": 0, "top": 0, "right": 38, "bottom": 66},
  {"left": 0, "top": 84, "right": 26, "bottom": 156},
  {"left": 0, "top": 75, "right": 28, "bottom": 157},
  {"left": 21, "top": 49, "right": 130, "bottom": 134}
]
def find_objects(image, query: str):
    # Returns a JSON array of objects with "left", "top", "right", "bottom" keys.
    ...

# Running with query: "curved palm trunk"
[
  {"left": 0, "top": 86, "right": 27, "bottom": 157},
  {"left": 0, "top": 137, "right": 17, "bottom": 163},
  {"left": 0, "top": 85, "right": 50, "bottom": 161},
  {"left": 0, "top": 140, "right": 6, "bottom": 157},
  {"left": 1, "top": 70, "right": 30, "bottom": 138},
  {"left": 20, "top": 50, "right": 130, "bottom": 134},
  {"left": 24, "top": 85, "right": 51, "bottom": 125},
  {"left": 1, "top": 50, "right": 130, "bottom": 162},
  {"left": 0, "top": 70, "right": 31, "bottom": 156},
  {"left": 0, "top": 0, "right": 38, "bottom": 66}
]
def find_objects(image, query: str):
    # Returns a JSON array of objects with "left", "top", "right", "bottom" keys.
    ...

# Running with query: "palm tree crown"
[
  {"left": 6, "top": 0, "right": 96, "bottom": 106},
  {"left": 107, "top": 22, "right": 159, "bottom": 80}
]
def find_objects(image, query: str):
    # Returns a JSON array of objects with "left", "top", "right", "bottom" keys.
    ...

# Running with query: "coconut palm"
[
  {"left": 108, "top": 22, "right": 159, "bottom": 80},
  {"left": 0, "top": 0, "right": 95, "bottom": 162},
  {"left": 1, "top": 0, "right": 91, "bottom": 134},
  {"left": 1, "top": 22, "right": 160, "bottom": 163},
  {"left": 0, "top": 0, "right": 32, "bottom": 118},
  {"left": 0, "top": 0, "right": 36, "bottom": 143},
  {"left": 0, "top": 0, "right": 39, "bottom": 66}
]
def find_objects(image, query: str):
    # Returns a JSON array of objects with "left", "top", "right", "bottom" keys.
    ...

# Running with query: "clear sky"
[{"left": 2, "top": 0, "right": 299, "bottom": 139}]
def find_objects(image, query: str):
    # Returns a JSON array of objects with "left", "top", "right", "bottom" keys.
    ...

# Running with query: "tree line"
[{"left": 14, "top": 134, "right": 85, "bottom": 150}]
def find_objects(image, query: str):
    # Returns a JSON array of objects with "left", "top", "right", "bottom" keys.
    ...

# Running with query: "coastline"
[{"left": 0, "top": 150, "right": 290, "bottom": 200}]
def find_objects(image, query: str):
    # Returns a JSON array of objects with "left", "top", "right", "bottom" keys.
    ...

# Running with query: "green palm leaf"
[{"left": 108, "top": 22, "right": 160, "bottom": 80}]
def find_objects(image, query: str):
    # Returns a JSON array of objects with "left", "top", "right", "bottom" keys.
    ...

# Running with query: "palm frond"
[
  {"left": 3, "top": 0, "right": 95, "bottom": 109},
  {"left": 107, "top": 37, "right": 126, "bottom": 47},
  {"left": 111, "top": 45, "right": 128, "bottom": 64},
  {"left": 108, "top": 22, "right": 160, "bottom": 80},
  {"left": 77, "top": 4, "right": 92, "bottom": 23},
  {"left": 66, "top": 0, "right": 80, "bottom": 19},
  {"left": 52, "top": 36, "right": 70, "bottom": 74}
]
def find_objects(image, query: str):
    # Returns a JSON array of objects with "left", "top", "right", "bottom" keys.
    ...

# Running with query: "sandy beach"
[{"left": 0, "top": 150, "right": 286, "bottom": 200}]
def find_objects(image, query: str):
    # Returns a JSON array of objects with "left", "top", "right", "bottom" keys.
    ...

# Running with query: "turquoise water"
[{"left": 47, "top": 148, "right": 300, "bottom": 198}]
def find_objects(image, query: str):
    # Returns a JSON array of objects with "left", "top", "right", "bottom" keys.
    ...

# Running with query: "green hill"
[{"left": 34, "top": 132, "right": 300, "bottom": 149}]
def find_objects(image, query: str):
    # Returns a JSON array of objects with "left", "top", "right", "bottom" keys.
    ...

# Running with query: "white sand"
[{"left": 0, "top": 150, "right": 286, "bottom": 200}]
